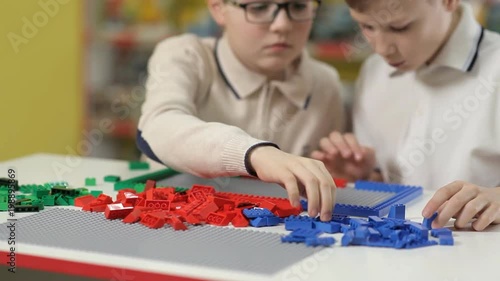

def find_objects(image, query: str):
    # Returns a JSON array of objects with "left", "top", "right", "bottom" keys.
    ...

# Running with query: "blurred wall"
[{"left": 0, "top": 0, "right": 83, "bottom": 161}]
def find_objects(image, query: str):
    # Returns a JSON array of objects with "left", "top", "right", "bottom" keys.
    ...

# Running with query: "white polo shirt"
[{"left": 353, "top": 3, "right": 500, "bottom": 190}]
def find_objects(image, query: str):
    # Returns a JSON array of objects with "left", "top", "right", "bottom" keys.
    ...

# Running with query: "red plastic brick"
[{"left": 104, "top": 203, "right": 134, "bottom": 220}]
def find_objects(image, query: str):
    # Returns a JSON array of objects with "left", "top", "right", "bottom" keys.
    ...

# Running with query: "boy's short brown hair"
[{"left": 344, "top": 0, "right": 372, "bottom": 11}]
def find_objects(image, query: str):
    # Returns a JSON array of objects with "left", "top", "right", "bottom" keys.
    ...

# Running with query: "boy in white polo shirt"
[
  {"left": 137, "top": 0, "right": 345, "bottom": 221},
  {"left": 312, "top": 0, "right": 500, "bottom": 229}
]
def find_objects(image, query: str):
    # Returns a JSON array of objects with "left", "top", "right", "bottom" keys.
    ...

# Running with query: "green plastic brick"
[
  {"left": 51, "top": 187, "right": 78, "bottom": 197},
  {"left": 42, "top": 195, "right": 55, "bottom": 206},
  {"left": 65, "top": 196, "right": 75, "bottom": 205},
  {"left": 14, "top": 205, "right": 40, "bottom": 212},
  {"left": 45, "top": 181, "right": 69, "bottom": 188},
  {"left": 114, "top": 168, "right": 180, "bottom": 191},
  {"left": 132, "top": 183, "right": 146, "bottom": 193},
  {"left": 76, "top": 188, "right": 90, "bottom": 196},
  {"left": 104, "top": 175, "right": 121, "bottom": 183},
  {"left": 174, "top": 187, "right": 189, "bottom": 193},
  {"left": 35, "top": 188, "right": 50, "bottom": 198},
  {"left": 0, "top": 202, "right": 8, "bottom": 211},
  {"left": 85, "top": 177, "right": 97, "bottom": 186},
  {"left": 90, "top": 190, "right": 103, "bottom": 197},
  {"left": 128, "top": 161, "right": 150, "bottom": 170},
  {"left": 55, "top": 196, "right": 69, "bottom": 206}
]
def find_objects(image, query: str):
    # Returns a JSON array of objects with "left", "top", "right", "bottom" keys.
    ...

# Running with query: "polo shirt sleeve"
[
  {"left": 137, "top": 34, "right": 270, "bottom": 178},
  {"left": 352, "top": 56, "right": 377, "bottom": 149}
]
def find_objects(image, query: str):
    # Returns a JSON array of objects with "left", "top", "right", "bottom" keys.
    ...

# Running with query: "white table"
[{"left": 1, "top": 154, "right": 499, "bottom": 281}]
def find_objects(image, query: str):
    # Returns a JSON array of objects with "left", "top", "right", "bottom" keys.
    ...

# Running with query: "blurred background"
[{"left": 1, "top": 0, "right": 499, "bottom": 161}]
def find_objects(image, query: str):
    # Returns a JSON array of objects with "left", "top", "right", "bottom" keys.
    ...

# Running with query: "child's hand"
[
  {"left": 422, "top": 181, "right": 500, "bottom": 231},
  {"left": 250, "top": 146, "right": 335, "bottom": 221},
  {"left": 310, "top": 131, "right": 376, "bottom": 181}
]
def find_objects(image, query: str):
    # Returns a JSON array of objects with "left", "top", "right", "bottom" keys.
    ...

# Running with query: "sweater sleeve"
[{"left": 137, "top": 35, "right": 270, "bottom": 178}]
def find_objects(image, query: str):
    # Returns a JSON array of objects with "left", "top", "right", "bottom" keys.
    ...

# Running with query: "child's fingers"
[
  {"left": 422, "top": 181, "right": 465, "bottom": 218},
  {"left": 310, "top": 150, "right": 327, "bottom": 161},
  {"left": 343, "top": 133, "right": 364, "bottom": 161},
  {"left": 319, "top": 137, "right": 338, "bottom": 156},
  {"left": 454, "top": 197, "right": 488, "bottom": 229},
  {"left": 279, "top": 171, "right": 301, "bottom": 209},
  {"left": 328, "top": 131, "right": 352, "bottom": 158},
  {"left": 308, "top": 161, "right": 335, "bottom": 221},
  {"left": 433, "top": 185, "right": 479, "bottom": 228},
  {"left": 295, "top": 168, "right": 321, "bottom": 219},
  {"left": 472, "top": 203, "right": 500, "bottom": 231}
]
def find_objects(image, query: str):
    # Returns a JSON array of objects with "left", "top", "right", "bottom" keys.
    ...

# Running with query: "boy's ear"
[
  {"left": 442, "top": 0, "right": 460, "bottom": 12},
  {"left": 207, "top": 0, "right": 227, "bottom": 26}
]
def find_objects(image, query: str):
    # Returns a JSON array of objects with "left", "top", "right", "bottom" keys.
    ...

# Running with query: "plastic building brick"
[
  {"left": 74, "top": 195, "right": 96, "bottom": 207},
  {"left": 284, "top": 216, "right": 315, "bottom": 231},
  {"left": 333, "top": 178, "right": 348, "bottom": 188},
  {"left": 430, "top": 228, "right": 452, "bottom": 237},
  {"left": 305, "top": 237, "right": 336, "bottom": 247},
  {"left": 114, "top": 168, "right": 180, "bottom": 191},
  {"left": 85, "top": 177, "right": 97, "bottom": 186},
  {"left": 331, "top": 181, "right": 423, "bottom": 217},
  {"left": 51, "top": 187, "right": 78, "bottom": 197},
  {"left": 0, "top": 178, "right": 18, "bottom": 191},
  {"left": 14, "top": 205, "right": 40, "bottom": 212},
  {"left": 90, "top": 190, "right": 103, "bottom": 197},
  {"left": 104, "top": 175, "right": 121, "bottom": 183},
  {"left": 337, "top": 209, "right": 451, "bottom": 249},
  {"left": 243, "top": 207, "right": 274, "bottom": 219},
  {"left": 388, "top": 204, "right": 405, "bottom": 220},
  {"left": 0, "top": 203, "right": 8, "bottom": 211},
  {"left": 129, "top": 161, "right": 150, "bottom": 170},
  {"left": 249, "top": 216, "right": 281, "bottom": 227},
  {"left": 105, "top": 203, "right": 134, "bottom": 220},
  {"left": 206, "top": 212, "right": 236, "bottom": 226},
  {"left": 314, "top": 220, "right": 342, "bottom": 234},
  {"left": 422, "top": 212, "right": 438, "bottom": 229},
  {"left": 300, "top": 199, "right": 308, "bottom": 211},
  {"left": 46, "top": 181, "right": 69, "bottom": 188},
  {"left": 42, "top": 195, "right": 55, "bottom": 206},
  {"left": 438, "top": 234, "right": 454, "bottom": 246}
]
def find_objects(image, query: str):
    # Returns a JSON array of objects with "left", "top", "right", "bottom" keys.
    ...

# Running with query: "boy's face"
[
  {"left": 349, "top": 0, "right": 457, "bottom": 71},
  {"left": 210, "top": 0, "right": 315, "bottom": 78}
]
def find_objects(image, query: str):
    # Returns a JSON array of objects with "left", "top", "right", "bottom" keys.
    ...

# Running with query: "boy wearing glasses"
[
  {"left": 137, "top": 0, "right": 344, "bottom": 221},
  {"left": 313, "top": 0, "right": 500, "bottom": 229}
]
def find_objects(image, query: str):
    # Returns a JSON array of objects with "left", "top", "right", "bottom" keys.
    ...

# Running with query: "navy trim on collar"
[
  {"left": 466, "top": 27, "right": 485, "bottom": 72},
  {"left": 303, "top": 94, "right": 312, "bottom": 110},
  {"left": 213, "top": 39, "right": 241, "bottom": 100},
  {"left": 136, "top": 130, "right": 162, "bottom": 163}
]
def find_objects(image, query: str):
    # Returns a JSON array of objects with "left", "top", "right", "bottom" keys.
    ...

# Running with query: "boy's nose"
[
  {"left": 374, "top": 33, "right": 397, "bottom": 57},
  {"left": 269, "top": 8, "right": 293, "bottom": 32}
]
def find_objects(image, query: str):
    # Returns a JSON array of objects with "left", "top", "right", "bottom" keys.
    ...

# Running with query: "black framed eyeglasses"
[{"left": 227, "top": 0, "right": 321, "bottom": 24}]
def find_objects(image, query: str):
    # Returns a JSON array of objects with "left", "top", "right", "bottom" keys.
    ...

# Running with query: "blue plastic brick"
[
  {"left": 314, "top": 220, "right": 342, "bottom": 234},
  {"left": 290, "top": 229, "right": 322, "bottom": 239},
  {"left": 305, "top": 237, "right": 336, "bottom": 247},
  {"left": 333, "top": 181, "right": 423, "bottom": 217},
  {"left": 249, "top": 216, "right": 281, "bottom": 227},
  {"left": 430, "top": 228, "right": 452, "bottom": 237},
  {"left": 281, "top": 235, "right": 306, "bottom": 243},
  {"left": 339, "top": 212, "right": 449, "bottom": 249},
  {"left": 405, "top": 221, "right": 429, "bottom": 240},
  {"left": 243, "top": 207, "right": 274, "bottom": 219},
  {"left": 331, "top": 214, "right": 350, "bottom": 224},
  {"left": 284, "top": 216, "right": 315, "bottom": 231},
  {"left": 422, "top": 212, "right": 438, "bottom": 229},
  {"left": 300, "top": 199, "right": 308, "bottom": 211},
  {"left": 439, "top": 234, "right": 454, "bottom": 246},
  {"left": 388, "top": 204, "right": 405, "bottom": 220}
]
